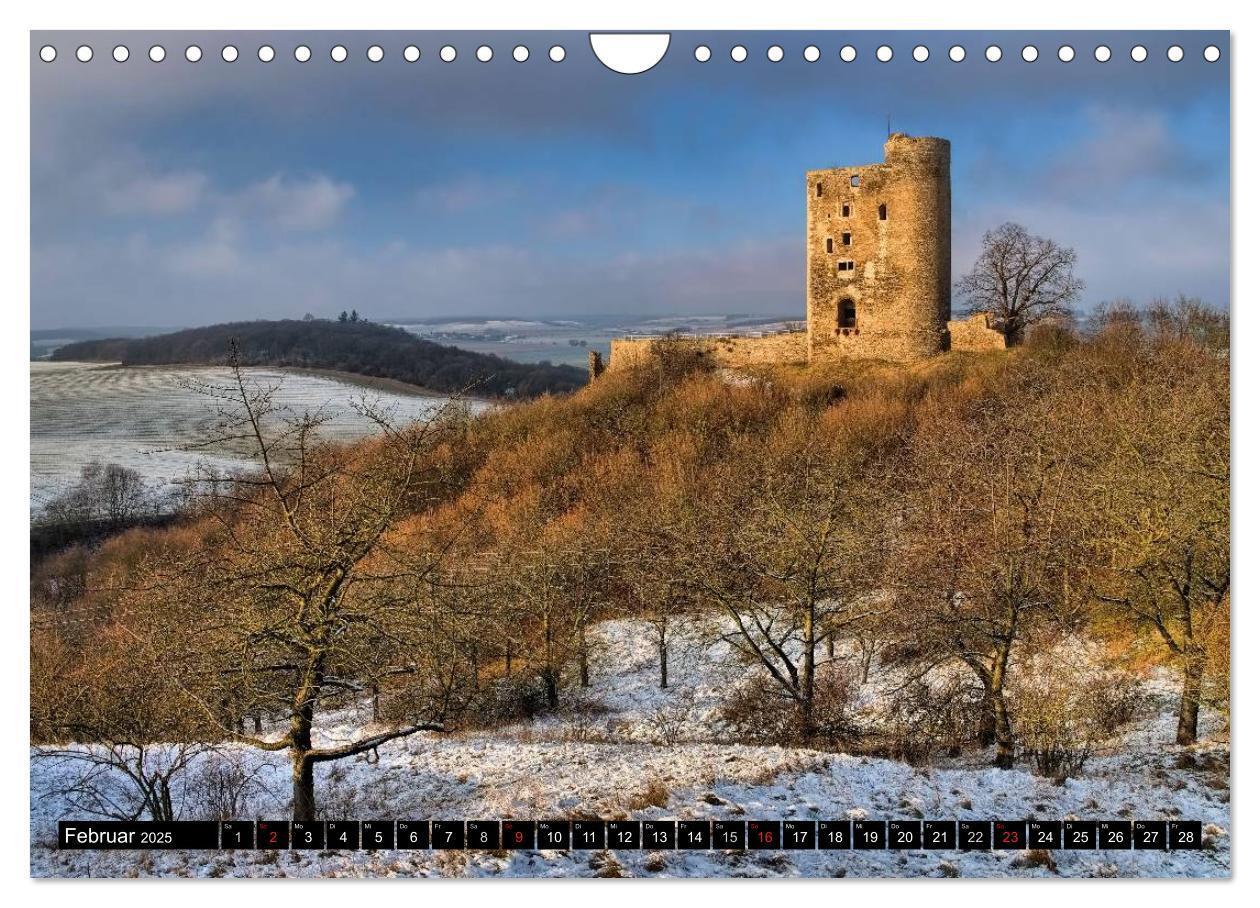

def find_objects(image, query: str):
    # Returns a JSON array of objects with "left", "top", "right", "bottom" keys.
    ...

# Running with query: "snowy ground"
[
  {"left": 30, "top": 361, "right": 479, "bottom": 515},
  {"left": 30, "top": 618, "right": 1231, "bottom": 878}
]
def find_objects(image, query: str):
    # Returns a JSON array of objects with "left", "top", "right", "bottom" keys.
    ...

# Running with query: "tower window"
[
  {"left": 839, "top": 299, "right": 857, "bottom": 328},
  {"left": 842, "top": 204, "right": 850, "bottom": 217},
  {"left": 842, "top": 232, "right": 852, "bottom": 246},
  {"left": 816, "top": 182, "right": 823, "bottom": 197},
  {"left": 826, "top": 237, "right": 834, "bottom": 253},
  {"left": 850, "top": 175, "right": 861, "bottom": 187},
  {"left": 879, "top": 203, "right": 887, "bottom": 220},
  {"left": 837, "top": 260, "right": 855, "bottom": 272}
]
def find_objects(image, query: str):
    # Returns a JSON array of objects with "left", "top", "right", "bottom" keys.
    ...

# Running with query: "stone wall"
[
  {"left": 947, "top": 312, "right": 1008, "bottom": 352},
  {"left": 601, "top": 134, "right": 1010, "bottom": 376},
  {"left": 608, "top": 332, "right": 809, "bottom": 371}
]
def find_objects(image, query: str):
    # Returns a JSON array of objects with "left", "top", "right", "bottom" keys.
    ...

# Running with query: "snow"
[
  {"left": 30, "top": 362, "right": 478, "bottom": 516},
  {"left": 29, "top": 618, "right": 1231, "bottom": 878}
]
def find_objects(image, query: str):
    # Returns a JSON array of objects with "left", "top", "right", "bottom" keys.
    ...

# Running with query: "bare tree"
[
  {"left": 1079, "top": 320, "right": 1229, "bottom": 744},
  {"left": 31, "top": 625, "right": 217, "bottom": 822},
  {"left": 120, "top": 353, "right": 477, "bottom": 820},
  {"left": 892, "top": 369, "right": 1084, "bottom": 768},
  {"left": 41, "top": 461, "right": 156, "bottom": 527},
  {"left": 674, "top": 422, "right": 886, "bottom": 739},
  {"left": 495, "top": 537, "right": 609, "bottom": 708},
  {"left": 956, "top": 222, "right": 1084, "bottom": 343}
]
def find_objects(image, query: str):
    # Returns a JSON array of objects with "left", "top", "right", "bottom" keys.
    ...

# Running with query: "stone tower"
[{"left": 805, "top": 133, "right": 951, "bottom": 361}]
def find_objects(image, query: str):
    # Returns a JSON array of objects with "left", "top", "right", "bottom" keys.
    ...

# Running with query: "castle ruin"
[{"left": 605, "top": 133, "right": 1005, "bottom": 375}]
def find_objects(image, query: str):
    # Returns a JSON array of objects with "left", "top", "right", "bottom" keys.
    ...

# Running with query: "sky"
[{"left": 30, "top": 30, "right": 1230, "bottom": 330}]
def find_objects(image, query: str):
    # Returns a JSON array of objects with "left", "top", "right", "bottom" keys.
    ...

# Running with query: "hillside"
[
  {"left": 49, "top": 318, "right": 588, "bottom": 398},
  {"left": 30, "top": 307, "right": 1230, "bottom": 878}
]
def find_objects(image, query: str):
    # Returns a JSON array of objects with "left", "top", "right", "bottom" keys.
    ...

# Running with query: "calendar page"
[{"left": 28, "top": 28, "right": 1230, "bottom": 881}]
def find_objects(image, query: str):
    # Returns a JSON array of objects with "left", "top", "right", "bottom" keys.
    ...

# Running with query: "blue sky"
[{"left": 30, "top": 30, "right": 1229, "bottom": 329}]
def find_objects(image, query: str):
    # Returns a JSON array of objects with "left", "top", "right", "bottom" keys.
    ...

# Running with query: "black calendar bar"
[
  {"left": 56, "top": 819, "right": 1206, "bottom": 851},
  {"left": 58, "top": 821, "right": 220, "bottom": 850}
]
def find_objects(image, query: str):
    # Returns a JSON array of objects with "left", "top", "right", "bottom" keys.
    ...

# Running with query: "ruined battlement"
[{"left": 604, "top": 134, "right": 1005, "bottom": 373}]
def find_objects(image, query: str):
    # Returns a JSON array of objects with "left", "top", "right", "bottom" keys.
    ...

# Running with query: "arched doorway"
[{"left": 838, "top": 299, "right": 857, "bottom": 330}]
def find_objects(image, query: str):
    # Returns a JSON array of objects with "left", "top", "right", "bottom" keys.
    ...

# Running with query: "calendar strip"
[{"left": 58, "top": 819, "right": 1204, "bottom": 852}]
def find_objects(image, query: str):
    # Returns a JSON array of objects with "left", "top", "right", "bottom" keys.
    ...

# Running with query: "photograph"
[{"left": 27, "top": 28, "right": 1230, "bottom": 880}]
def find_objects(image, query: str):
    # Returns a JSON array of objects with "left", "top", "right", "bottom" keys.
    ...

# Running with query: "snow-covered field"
[
  {"left": 29, "top": 619, "right": 1231, "bottom": 879},
  {"left": 30, "top": 361, "right": 478, "bottom": 515}
]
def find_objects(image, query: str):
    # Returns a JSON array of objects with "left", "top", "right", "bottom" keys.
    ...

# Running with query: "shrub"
[
  {"left": 189, "top": 750, "right": 273, "bottom": 821},
  {"left": 717, "top": 667, "right": 861, "bottom": 748},
  {"left": 645, "top": 688, "right": 700, "bottom": 746},
  {"left": 876, "top": 674, "right": 988, "bottom": 764},
  {"left": 1009, "top": 664, "right": 1145, "bottom": 779},
  {"left": 477, "top": 674, "right": 551, "bottom": 724}
]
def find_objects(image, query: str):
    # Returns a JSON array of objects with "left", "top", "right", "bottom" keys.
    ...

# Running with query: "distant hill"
[{"left": 50, "top": 319, "right": 588, "bottom": 398}]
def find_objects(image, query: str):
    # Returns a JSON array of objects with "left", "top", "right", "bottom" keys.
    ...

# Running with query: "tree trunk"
[
  {"left": 542, "top": 610, "right": 558, "bottom": 708},
  {"left": 159, "top": 780, "right": 174, "bottom": 823},
  {"left": 658, "top": 626, "right": 668, "bottom": 689},
  {"left": 977, "top": 695, "right": 996, "bottom": 748},
  {"left": 543, "top": 670, "right": 559, "bottom": 710},
  {"left": 992, "top": 692, "right": 1015, "bottom": 769},
  {"left": 1177, "top": 645, "right": 1206, "bottom": 745},
  {"left": 801, "top": 604, "right": 816, "bottom": 737},
  {"left": 253, "top": 713, "right": 263, "bottom": 735},
  {"left": 989, "top": 645, "right": 1014, "bottom": 769},
  {"left": 796, "top": 698, "right": 816, "bottom": 742},
  {"left": 292, "top": 751, "right": 316, "bottom": 822},
  {"left": 290, "top": 669, "right": 318, "bottom": 821},
  {"left": 504, "top": 643, "right": 512, "bottom": 676},
  {"left": 579, "top": 620, "right": 591, "bottom": 688}
]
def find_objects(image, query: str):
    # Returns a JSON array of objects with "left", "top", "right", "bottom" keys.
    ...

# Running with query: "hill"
[{"left": 50, "top": 318, "right": 588, "bottom": 398}]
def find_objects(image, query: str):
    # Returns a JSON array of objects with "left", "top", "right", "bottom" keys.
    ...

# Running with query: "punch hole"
[
  {"left": 985, "top": 45, "right": 1002, "bottom": 62},
  {"left": 694, "top": 45, "right": 711, "bottom": 62},
  {"left": 295, "top": 45, "right": 312, "bottom": 63},
  {"left": 185, "top": 45, "right": 202, "bottom": 62},
  {"left": 76, "top": 45, "right": 93, "bottom": 63},
  {"left": 549, "top": 45, "right": 566, "bottom": 62},
  {"left": 1022, "top": 45, "right": 1038, "bottom": 62},
  {"left": 258, "top": 46, "right": 275, "bottom": 63},
  {"left": 1204, "top": 45, "right": 1221, "bottom": 62},
  {"left": 440, "top": 45, "right": 456, "bottom": 62},
  {"left": 913, "top": 45, "right": 929, "bottom": 62},
  {"left": 1095, "top": 45, "right": 1111, "bottom": 62},
  {"left": 1131, "top": 45, "right": 1148, "bottom": 62},
  {"left": 367, "top": 45, "right": 385, "bottom": 62},
  {"left": 512, "top": 46, "right": 529, "bottom": 62},
  {"left": 149, "top": 46, "right": 166, "bottom": 63},
  {"left": 112, "top": 45, "right": 129, "bottom": 63},
  {"left": 731, "top": 45, "right": 748, "bottom": 62},
  {"left": 221, "top": 45, "right": 239, "bottom": 63},
  {"left": 39, "top": 45, "right": 57, "bottom": 62},
  {"left": 876, "top": 45, "right": 893, "bottom": 62},
  {"left": 949, "top": 45, "right": 965, "bottom": 62},
  {"left": 589, "top": 33, "right": 667, "bottom": 73},
  {"left": 477, "top": 45, "right": 493, "bottom": 62},
  {"left": 1058, "top": 45, "right": 1075, "bottom": 62},
  {"left": 1167, "top": 45, "right": 1184, "bottom": 62},
  {"left": 803, "top": 45, "right": 820, "bottom": 62},
  {"left": 404, "top": 45, "right": 421, "bottom": 62},
  {"left": 767, "top": 45, "right": 784, "bottom": 62},
  {"left": 331, "top": 45, "right": 349, "bottom": 63}
]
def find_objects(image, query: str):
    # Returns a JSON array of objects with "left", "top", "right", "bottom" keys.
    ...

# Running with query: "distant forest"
[{"left": 50, "top": 318, "right": 588, "bottom": 398}]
